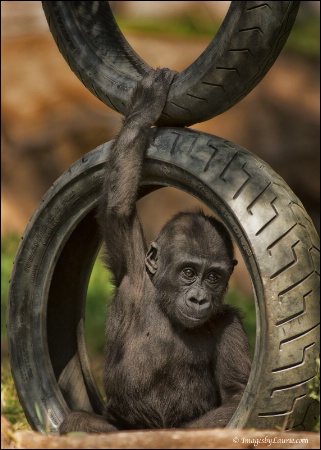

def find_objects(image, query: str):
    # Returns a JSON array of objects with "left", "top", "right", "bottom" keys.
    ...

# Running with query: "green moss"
[
  {"left": 116, "top": 15, "right": 319, "bottom": 58},
  {"left": 85, "top": 254, "right": 115, "bottom": 355},
  {"left": 309, "top": 357, "right": 320, "bottom": 431},
  {"left": 285, "top": 17, "right": 320, "bottom": 57},
  {"left": 1, "top": 233, "right": 20, "bottom": 341},
  {"left": 1, "top": 360, "right": 30, "bottom": 430},
  {"left": 116, "top": 16, "right": 221, "bottom": 39},
  {"left": 226, "top": 288, "right": 256, "bottom": 358}
]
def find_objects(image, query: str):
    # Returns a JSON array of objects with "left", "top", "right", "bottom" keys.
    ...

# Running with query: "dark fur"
[{"left": 60, "top": 69, "right": 251, "bottom": 434}]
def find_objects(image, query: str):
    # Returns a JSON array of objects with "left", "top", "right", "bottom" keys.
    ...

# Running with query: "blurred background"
[{"left": 1, "top": 0, "right": 320, "bottom": 428}]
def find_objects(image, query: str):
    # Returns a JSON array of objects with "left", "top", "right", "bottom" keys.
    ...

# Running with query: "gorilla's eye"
[
  {"left": 182, "top": 268, "right": 196, "bottom": 279},
  {"left": 206, "top": 272, "right": 219, "bottom": 283}
]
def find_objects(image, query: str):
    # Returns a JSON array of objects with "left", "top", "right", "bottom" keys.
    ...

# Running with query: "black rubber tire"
[
  {"left": 41, "top": 1, "right": 300, "bottom": 126},
  {"left": 8, "top": 128, "right": 319, "bottom": 434}
]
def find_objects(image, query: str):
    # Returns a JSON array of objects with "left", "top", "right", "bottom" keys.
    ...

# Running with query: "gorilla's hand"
[{"left": 126, "top": 68, "right": 176, "bottom": 127}]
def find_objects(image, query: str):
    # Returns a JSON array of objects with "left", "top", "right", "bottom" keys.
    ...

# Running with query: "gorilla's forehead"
[
  {"left": 158, "top": 211, "right": 232, "bottom": 262},
  {"left": 169, "top": 232, "right": 229, "bottom": 261}
]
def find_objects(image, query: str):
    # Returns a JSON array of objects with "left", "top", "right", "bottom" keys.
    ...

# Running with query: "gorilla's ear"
[
  {"left": 145, "top": 242, "right": 159, "bottom": 275},
  {"left": 229, "top": 258, "right": 238, "bottom": 274}
]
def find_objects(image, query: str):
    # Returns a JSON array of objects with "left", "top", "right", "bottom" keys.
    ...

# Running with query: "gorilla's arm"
[
  {"left": 60, "top": 69, "right": 175, "bottom": 435},
  {"left": 183, "top": 311, "right": 251, "bottom": 428},
  {"left": 97, "top": 69, "right": 175, "bottom": 286}
]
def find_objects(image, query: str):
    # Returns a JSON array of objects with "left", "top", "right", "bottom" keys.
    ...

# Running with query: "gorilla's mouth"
[{"left": 178, "top": 308, "right": 208, "bottom": 327}]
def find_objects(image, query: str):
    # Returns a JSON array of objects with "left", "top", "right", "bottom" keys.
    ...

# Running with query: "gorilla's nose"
[{"left": 186, "top": 293, "right": 210, "bottom": 312}]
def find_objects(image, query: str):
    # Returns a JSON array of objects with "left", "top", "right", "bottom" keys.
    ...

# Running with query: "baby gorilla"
[{"left": 60, "top": 68, "right": 251, "bottom": 433}]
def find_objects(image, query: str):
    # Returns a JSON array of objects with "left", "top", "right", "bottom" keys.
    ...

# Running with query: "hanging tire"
[
  {"left": 7, "top": 127, "right": 319, "bottom": 434},
  {"left": 41, "top": 1, "right": 300, "bottom": 126}
]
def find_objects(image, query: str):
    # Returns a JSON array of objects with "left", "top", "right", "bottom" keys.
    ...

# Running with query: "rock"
[
  {"left": 10, "top": 428, "right": 321, "bottom": 449},
  {"left": 1, "top": 416, "right": 15, "bottom": 449}
]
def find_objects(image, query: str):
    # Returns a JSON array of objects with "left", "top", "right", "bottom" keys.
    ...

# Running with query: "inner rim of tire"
[{"left": 46, "top": 180, "right": 261, "bottom": 427}]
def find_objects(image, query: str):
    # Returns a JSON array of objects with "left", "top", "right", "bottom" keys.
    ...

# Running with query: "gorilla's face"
[{"left": 145, "top": 212, "right": 236, "bottom": 329}]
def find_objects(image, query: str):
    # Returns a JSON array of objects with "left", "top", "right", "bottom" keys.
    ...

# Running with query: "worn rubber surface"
[
  {"left": 8, "top": 128, "right": 319, "bottom": 433},
  {"left": 42, "top": 1, "right": 300, "bottom": 126}
]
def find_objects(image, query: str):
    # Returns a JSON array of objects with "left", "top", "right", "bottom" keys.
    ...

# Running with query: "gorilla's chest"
[{"left": 106, "top": 318, "right": 219, "bottom": 428}]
